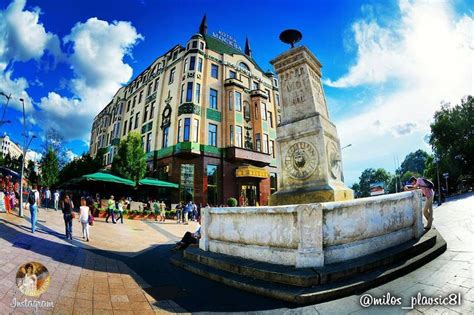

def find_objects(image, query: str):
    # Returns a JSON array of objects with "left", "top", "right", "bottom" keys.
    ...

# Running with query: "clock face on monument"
[{"left": 285, "top": 142, "right": 319, "bottom": 180}]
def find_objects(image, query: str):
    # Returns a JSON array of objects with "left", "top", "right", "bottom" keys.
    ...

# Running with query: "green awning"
[
  {"left": 82, "top": 172, "right": 136, "bottom": 186},
  {"left": 138, "top": 177, "right": 179, "bottom": 188}
]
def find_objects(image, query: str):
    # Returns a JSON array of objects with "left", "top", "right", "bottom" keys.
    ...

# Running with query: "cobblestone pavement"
[
  {"left": 0, "top": 193, "right": 472, "bottom": 314},
  {"left": 0, "top": 207, "right": 197, "bottom": 314}
]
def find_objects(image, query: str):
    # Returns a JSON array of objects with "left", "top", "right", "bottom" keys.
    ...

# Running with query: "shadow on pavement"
[{"left": 127, "top": 243, "right": 295, "bottom": 313}]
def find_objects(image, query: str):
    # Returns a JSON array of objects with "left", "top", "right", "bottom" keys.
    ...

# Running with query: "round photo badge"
[{"left": 15, "top": 262, "right": 51, "bottom": 297}]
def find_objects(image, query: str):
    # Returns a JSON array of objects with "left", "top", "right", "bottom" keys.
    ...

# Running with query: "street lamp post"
[{"left": 18, "top": 98, "right": 36, "bottom": 217}]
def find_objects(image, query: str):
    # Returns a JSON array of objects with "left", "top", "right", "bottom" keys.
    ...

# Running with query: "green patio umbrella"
[
  {"left": 82, "top": 172, "right": 136, "bottom": 187},
  {"left": 138, "top": 177, "right": 179, "bottom": 188}
]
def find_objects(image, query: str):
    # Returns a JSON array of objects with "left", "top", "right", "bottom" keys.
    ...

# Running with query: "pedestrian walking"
[
  {"left": 192, "top": 202, "right": 198, "bottom": 221},
  {"left": 175, "top": 202, "right": 183, "bottom": 224},
  {"left": 404, "top": 176, "right": 435, "bottom": 229},
  {"left": 105, "top": 195, "right": 116, "bottom": 224},
  {"left": 159, "top": 200, "right": 166, "bottom": 222},
  {"left": 61, "top": 194, "right": 74, "bottom": 240},
  {"left": 27, "top": 185, "right": 40, "bottom": 233},
  {"left": 79, "top": 197, "right": 90, "bottom": 242},
  {"left": 0, "top": 189, "right": 5, "bottom": 213},
  {"left": 116, "top": 198, "right": 124, "bottom": 224},
  {"left": 183, "top": 201, "right": 192, "bottom": 225},
  {"left": 44, "top": 187, "right": 51, "bottom": 208},
  {"left": 53, "top": 190, "right": 60, "bottom": 211}
]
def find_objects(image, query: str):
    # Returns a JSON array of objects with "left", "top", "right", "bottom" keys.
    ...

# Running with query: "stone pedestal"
[{"left": 269, "top": 46, "right": 353, "bottom": 205}]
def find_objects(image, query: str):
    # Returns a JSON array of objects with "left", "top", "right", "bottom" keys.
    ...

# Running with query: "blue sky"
[{"left": 0, "top": 0, "right": 472, "bottom": 185}]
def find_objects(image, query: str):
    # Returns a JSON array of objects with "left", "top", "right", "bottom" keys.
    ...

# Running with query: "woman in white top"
[
  {"left": 19, "top": 263, "right": 37, "bottom": 295},
  {"left": 79, "top": 197, "right": 90, "bottom": 242}
]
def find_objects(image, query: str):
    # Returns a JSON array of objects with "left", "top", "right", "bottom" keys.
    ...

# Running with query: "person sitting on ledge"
[
  {"left": 173, "top": 221, "right": 201, "bottom": 250},
  {"left": 404, "top": 176, "right": 434, "bottom": 230}
]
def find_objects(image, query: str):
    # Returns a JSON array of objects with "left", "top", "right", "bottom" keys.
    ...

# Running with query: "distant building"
[
  {"left": 0, "top": 134, "right": 22, "bottom": 159},
  {"left": 90, "top": 16, "right": 281, "bottom": 206}
]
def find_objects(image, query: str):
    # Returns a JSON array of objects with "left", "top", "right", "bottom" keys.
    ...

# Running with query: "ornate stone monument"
[{"left": 269, "top": 30, "right": 353, "bottom": 205}]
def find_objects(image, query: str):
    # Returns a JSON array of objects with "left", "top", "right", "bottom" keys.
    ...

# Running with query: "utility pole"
[
  {"left": 0, "top": 91, "right": 11, "bottom": 128},
  {"left": 436, "top": 157, "right": 441, "bottom": 206},
  {"left": 18, "top": 98, "right": 36, "bottom": 217}
]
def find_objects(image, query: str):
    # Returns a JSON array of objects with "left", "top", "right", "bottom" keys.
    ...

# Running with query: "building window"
[
  {"left": 211, "top": 64, "right": 218, "bottom": 79},
  {"left": 193, "top": 119, "right": 199, "bottom": 142},
  {"left": 269, "top": 140, "right": 275, "bottom": 158},
  {"left": 168, "top": 67, "right": 176, "bottom": 85},
  {"left": 162, "top": 126, "right": 169, "bottom": 148},
  {"left": 273, "top": 78, "right": 278, "bottom": 87},
  {"left": 270, "top": 173, "right": 278, "bottom": 194},
  {"left": 143, "top": 106, "right": 149, "bottom": 123},
  {"left": 228, "top": 91, "right": 233, "bottom": 111},
  {"left": 261, "top": 103, "right": 267, "bottom": 120},
  {"left": 180, "top": 164, "right": 194, "bottom": 202},
  {"left": 266, "top": 89, "right": 271, "bottom": 103},
  {"left": 138, "top": 91, "right": 143, "bottom": 103},
  {"left": 209, "top": 88, "right": 218, "bottom": 109},
  {"left": 276, "top": 93, "right": 280, "bottom": 107},
  {"left": 127, "top": 100, "right": 131, "bottom": 112},
  {"left": 148, "top": 83, "right": 153, "bottom": 96},
  {"left": 133, "top": 96, "right": 137, "bottom": 108},
  {"left": 244, "top": 101, "right": 251, "bottom": 120},
  {"left": 254, "top": 103, "right": 258, "bottom": 117},
  {"left": 207, "top": 164, "right": 218, "bottom": 206},
  {"left": 208, "top": 123, "right": 217, "bottom": 146},
  {"left": 180, "top": 84, "right": 185, "bottom": 103},
  {"left": 186, "top": 82, "right": 193, "bottom": 102},
  {"left": 172, "top": 51, "right": 178, "bottom": 60},
  {"left": 123, "top": 120, "right": 128, "bottom": 136},
  {"left": 263, "top": 134, "right": 269, "bottom": 153},
  {"left": 192, "top": 41, "right": 197, "bottom": 48},
  {"left": 239, "top": 62, "right": 250, "bottom": 71},
  {"left": 195, "top": 83, "right": 201, "bottom": 104},
  {"left": 183, "top": 118, "right": 191, "bottom": 141},
  {"left": 229, "top": 125, "right": 234, "bottom": 146},
  {"left": 146, "top": 133, "right": 152, "bottom": 153},
  {"left": 255, "top": 133, "right": 261, "bottom": 151},
  {"left": 154, "top": 79, "right": 159, "bottom": 92},
  {"left": 198, "top": 57, "right": 203, "bottom": 72},
  {"left": 235, "top": 91, "right": 242, "bottom": 112},
  {"left": 184, "top": 58, "right": 188, "bottom": 72},
  {"left": 236, "top": 126, "right": 243, "bottom": 148},
  {"left": 157, "top": 165, "right": 169, "bottom": 181},
  {"left": 229, "top": 70, "right": 236, "bottom": 79},
  {"left": 189, "top": 56, "right": 196, "bottom": 71},
  {"left": 278, "top": 115, "right": 281, "bottom": 125},
  {"left": 177, "top": 119, "right": 182, "bottom": 142},
  {"left": 129, "top": 117, "right": 133, "bottom": 132},
  {"left": 200, "top": 42, "right": 204, "bottom": 50},
  {"left": 150, "top": 102, "right": 155, "bottom": 119},
  {"left": 268, "top": 111, "right": 273, "bottom": 128},
  {"left": 252, "top": 81, "right": 259, "bottom": 90},
  {"left": 135, "top": 113, "right": 140, "bottom": 129}
]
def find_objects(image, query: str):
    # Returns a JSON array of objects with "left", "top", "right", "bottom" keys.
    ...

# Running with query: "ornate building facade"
[{"left": 89, "top": 16, "right": 280, "bottom": 206}]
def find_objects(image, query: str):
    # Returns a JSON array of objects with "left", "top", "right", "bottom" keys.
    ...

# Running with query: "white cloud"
[
  {"left": 0, "top": 0, "right": 61, "bottom": 113},
  {"left": 25, "top": 149, "right": 42, "bottom": 162},
  {"left": 37, "top": 17, "right": 143, "bottom": 140},
  {"left": 0, "top": 0, "right": 61, "bottom": 71},
  {"left": 66, "top": 150, "right": 79, "bottom": 161},
  {"left": 329, "top": 0, "right": 473, "bottom": 185}
]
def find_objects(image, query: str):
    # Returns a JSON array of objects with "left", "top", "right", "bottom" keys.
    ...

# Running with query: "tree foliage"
[
  {"left": 25, "top": 160, "right": 39, "bottom": 185},
  {"left": 58, "top": 152, "right": 104, "bottom": 185},
  {"left": 111, "top": 132, "right": 146, "bottom": 182},
  {"left": 40, "top": 147, "right": 59, "bottom": 188},
  {"left": 42, "top": 128, "right": 67, "bottom": 168},
  {"left": 356, "top": 168, "right": 392, "bottom": 198},
  {"left": 399, "top": 149, "right": 430, "bottom": 175},
  {"left": 0, "top": 153, "right": 22, "bottom": 173},
  {"left": 429, "top": 96, "right": 473, "bottom": 190}
]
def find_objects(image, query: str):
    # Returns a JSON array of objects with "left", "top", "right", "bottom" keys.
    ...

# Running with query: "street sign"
[{"left": 443, "top": 173, "right": 449, "bottom": 178}]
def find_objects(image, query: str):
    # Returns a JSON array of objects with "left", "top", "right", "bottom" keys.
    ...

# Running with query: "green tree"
[
  {"left": 40, "top": 148, "right": 59, "bottom": 188},
  {"left": 25, "top": 160, "right": 39, "bottom": 185},
  {"left": 399, "top": 150, "right": 430, "bottom": 175},
  {"left": 42, "top": 128, "right": 67, "bottom": 168},
  {"left": 358, "top": 168, "right": 393, "bottom": 197},
  {"left": 351, "top": 183, "right": 361, "bottom": 198},
  {"left": 429, "top": 95, "right": 473, "bottom": 190},
  {"left": 58, "top": 152, "right": 104, "bottom": 185},
  {"left": 111, "top": 132, "right": 146, "bottom": 182}
]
